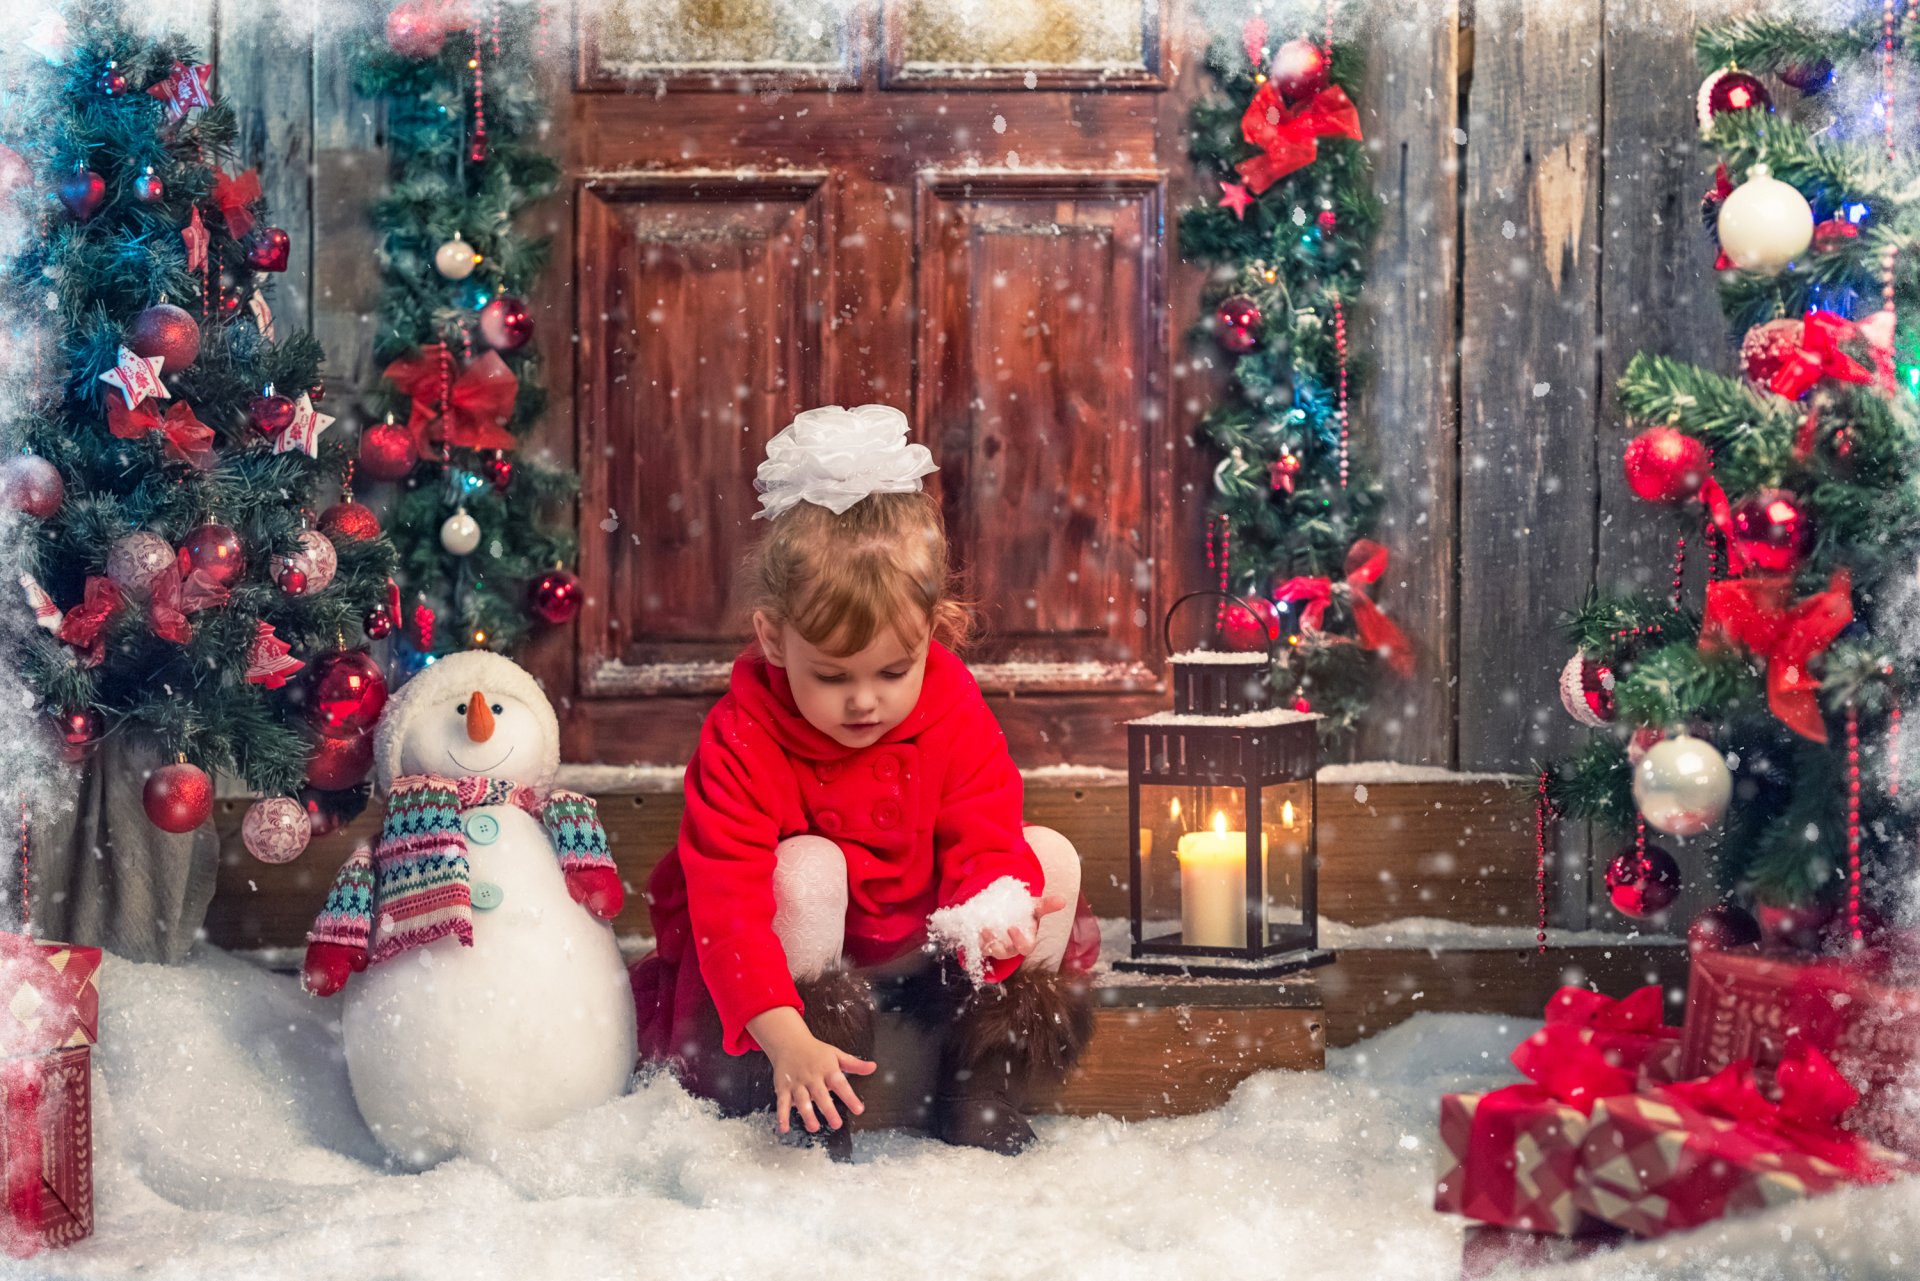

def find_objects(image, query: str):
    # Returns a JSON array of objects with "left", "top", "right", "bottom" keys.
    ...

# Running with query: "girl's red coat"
[{"left": 633, "top": 642, "right": 1042, "bottom": 1058}]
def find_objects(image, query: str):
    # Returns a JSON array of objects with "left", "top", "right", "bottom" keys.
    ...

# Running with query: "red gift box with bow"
[
  {"left": 1575, "top": 1042, "right": 1914, "bottom": 1238},
  {"left": 1682, "top": 946, "right": 1920, "bottom": 1156},
  {"left": 1543, "top": 984, "right": 1684, "bottom": 1086},
  {"left": 1434, "top": 990, "right": 1663, "bottom": 1234},
  {"left": 0, "top": 936, "right": 100, "bottom": 1256}
]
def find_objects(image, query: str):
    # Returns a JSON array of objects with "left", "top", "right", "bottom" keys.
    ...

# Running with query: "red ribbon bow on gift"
[
  {"left": 107, "top": 397, "right": 215, "bottom": 469},
  {"left": 1236, "top": 80, "right": 1364, "bottom": 194},
  {"left": 1700, "top": 570, "right": 1852, "bottom": 741},
  {"left": 1274, "top": 539, "right": 1415, "bottom": 676},
  {"left": 382, "top": 345, "right": 519, "bottom": 457},
  {"left": 54, "top": 577, "right": 122, "bottom": 667},
  {"left": 1545, "top": 984, "right": 1683, "bottom": 1082},
  {"left": 1668, "top": 1042, "right": 1897, "bottom": 1184},
  {"left": 1769, "top": 310, "right": 1873, "bottom": 401}
]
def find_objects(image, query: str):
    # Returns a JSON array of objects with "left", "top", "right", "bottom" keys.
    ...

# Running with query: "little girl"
[{"left": 631, "top": 404, "right": 1096, "bottom": 1158}]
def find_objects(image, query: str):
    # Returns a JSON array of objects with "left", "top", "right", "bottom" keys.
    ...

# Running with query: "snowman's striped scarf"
[{"left": 306, "top": 775, "right": 615, "bottom": 964}]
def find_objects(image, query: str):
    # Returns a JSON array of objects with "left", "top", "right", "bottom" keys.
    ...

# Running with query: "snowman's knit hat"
[{"left": 373, "top": 649, "right": 561, "bottom": 794}]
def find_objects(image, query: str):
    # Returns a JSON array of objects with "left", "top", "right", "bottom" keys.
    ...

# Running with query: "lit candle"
[{"left": 1177, "top": 810, "right": 1263, "bottom": 948}]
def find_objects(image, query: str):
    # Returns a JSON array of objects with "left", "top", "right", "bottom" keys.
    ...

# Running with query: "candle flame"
[
  {"left": 1169, "top": 797, "right": 1182, "bottom": 821},
  {"left": 1282, "top": 799, "right": 1296, "bottom": 829},
  {"left": 1212, "top": 810, "right": 1227, "bottom": 836}
]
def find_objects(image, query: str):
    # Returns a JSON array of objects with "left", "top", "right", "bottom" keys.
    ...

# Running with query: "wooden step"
[{"left": 204, "top": 772, "right": 1539, "bottom": 951}]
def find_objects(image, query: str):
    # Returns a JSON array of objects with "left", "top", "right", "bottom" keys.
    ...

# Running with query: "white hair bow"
[{"left": 752, "top": 404, "right": 938, "bottom": 520}]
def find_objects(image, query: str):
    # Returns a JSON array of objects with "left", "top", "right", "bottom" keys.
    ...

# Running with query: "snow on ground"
[{"left": 6, "top": 946, "right": 1918, "bottom": 1281}]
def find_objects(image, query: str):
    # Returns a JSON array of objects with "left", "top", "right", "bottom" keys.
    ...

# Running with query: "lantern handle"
[{"left": 1162, "top": 590, "right": 1274, "bottom": 659}]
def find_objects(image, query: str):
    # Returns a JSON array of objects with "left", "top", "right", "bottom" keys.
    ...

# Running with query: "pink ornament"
[
  {"left": 242, "top": 797, "right": 312, "bottom": 864},
  {"left": 273, "top": 530, "right": 338, "bottom": 596}
]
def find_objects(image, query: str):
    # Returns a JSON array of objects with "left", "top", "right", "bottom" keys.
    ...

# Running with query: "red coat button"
[
  {"left": 815, "top": 761, "right": 841, "bottom": 783},
  {"left": 873, "top": 755, "right": 900, "bottom": 782},
  {"left": 816, "top": 809, "right": 843, "bottom": 834},
  {"left": 871, "top": 801, "right": 900, "bottom": 829}
]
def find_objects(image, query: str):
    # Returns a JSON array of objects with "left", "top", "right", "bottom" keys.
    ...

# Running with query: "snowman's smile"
[{"left": 448, "top": 744, "right": 514, "bottom": 775}]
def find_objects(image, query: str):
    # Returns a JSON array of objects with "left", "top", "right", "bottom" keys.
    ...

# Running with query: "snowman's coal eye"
[
  {"left": 456, "top": 703, "right": 467, "bottom": 716},
  {"left": 491, "top": 703, "right": 503, "bottom": 715}
]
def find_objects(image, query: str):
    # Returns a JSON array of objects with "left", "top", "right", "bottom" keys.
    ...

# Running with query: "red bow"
[
  {"left": 1769, "top": 310, "right": 1873, "bottom": 401},
  {"left": 1667, "top": 1042, "right": 1896, "bottom": 1184},
  {"left": 55, "top": 577, "right": 122, "bottom": 667},
  {"left": 145, "top": 556, "right": 230, "bottom": 646},
  {"left": 1700, "top": 570, "right": 1852, "bottom": 741},
  {"left": 107, "top": 397, "right": 215, "bottom": 469},
  {"left": 1236, "top": 81, "right": 1364, "bottom": 194},
  {"left": 1274, "top": 539, "right": 1414, "bottom": 676},
  {"left": 213, "top": 168, "right": 262, "bottom": 238},
  {"left": 382, "top": 345, "right": 519, "bottom": 457},
  {"left": 1706, "top": 165, "right": 1735, "bottom": 271}
]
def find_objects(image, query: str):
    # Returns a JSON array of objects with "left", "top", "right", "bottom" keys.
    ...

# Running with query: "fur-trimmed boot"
[
  {"left": 793, "top": 967, "right": 876, "bottom": 1162},
  {"left": 921, "top": 965, "right": 1094, "bottom": 1155}
]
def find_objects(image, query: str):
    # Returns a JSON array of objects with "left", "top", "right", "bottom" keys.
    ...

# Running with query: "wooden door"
[{"left": 554, "top": 0, "right": 1204, "bottom": 766}]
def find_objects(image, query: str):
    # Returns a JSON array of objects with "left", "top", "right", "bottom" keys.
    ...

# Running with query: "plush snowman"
[{"left": 302, "top": 650, "right": 636, "bottom": 1168}]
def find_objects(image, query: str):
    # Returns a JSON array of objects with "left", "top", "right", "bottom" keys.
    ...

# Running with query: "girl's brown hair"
[{"left": 748, "top": 491, "right": 972, "bottom": 657}]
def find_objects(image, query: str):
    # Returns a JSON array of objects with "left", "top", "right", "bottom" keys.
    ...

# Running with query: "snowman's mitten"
[
  {"left": 565, "top": 866, "right": 625, "bottom": 920},
  {"left": 303, "top": 941, "right": 367, "bottom": 997}
]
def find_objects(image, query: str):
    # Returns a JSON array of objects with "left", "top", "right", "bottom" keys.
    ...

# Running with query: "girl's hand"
[
  {"left": 747, "top": 1006, "right": 876, "bottom": 1134},
  {"left": 978, "top": 891, "right": 1070, "bottom": 962}
]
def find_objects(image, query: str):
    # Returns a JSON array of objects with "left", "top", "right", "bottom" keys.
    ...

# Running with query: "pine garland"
[
  {"left": 1547, "top": 22, "right": 1920, "bottom": 919},
  {"left": 1, "top": 2, "right": 393, "bottom": 799},
  {"left": 352, "top": 3, "right": 576, "bottom": 665},
  {"left": 1181, "top": 5, "right": 1392, "bottom": 742}
]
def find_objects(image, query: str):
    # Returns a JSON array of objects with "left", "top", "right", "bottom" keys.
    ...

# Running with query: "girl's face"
[{"left": 753, "top": 611, "right": 930, "bottom": 749}]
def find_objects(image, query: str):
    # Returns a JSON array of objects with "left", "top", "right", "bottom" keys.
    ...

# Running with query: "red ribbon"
[
  {"left": 382, "top": 345, "right": 519, "bottom": 456},
  {"left": 146, "top": 561, "right": 229, "bottom": 646},
  {"left": 212, "top": 168, "right": 262, "bottom": 239},
  {"left": 107, "top": 397, "right": 215, "bottom": 469},
  {"left": 1274, "top": 539, "right": 1414, "bottom": 676},
  {"left": 1666, "top": 1042, "right": 1896, "bottom": 1184},
  {"left": 1770, "top": 310, "right": 1873, "bottom": 401},
  {"left": 54, "top": 577, "right": 121, "bottom": 667},
  {"left": 1236, "top": 81, "right": 1364, "bottom": 194},
  {"left": 1700, "top": 570, "right": 1852, "bottom": 741}
]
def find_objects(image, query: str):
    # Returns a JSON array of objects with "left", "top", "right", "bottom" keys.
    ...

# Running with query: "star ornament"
[
  {"left": 149, "top": 62, "right": 214, "bottom": 123},
  {"left": 97, "top": 347, "right": 169, "bottom": 410},
  {"left": 182, "top": 208, "right": 210, "bottom": 273},
  {"left": 1218, "top": 181, "right": 1254, "bottom": 221},
  {"left": 272, "top": 393, "right": 336, "bottom": 458}
]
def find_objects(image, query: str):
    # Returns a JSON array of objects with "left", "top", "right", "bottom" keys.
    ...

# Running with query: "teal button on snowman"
[{"left": 308, "top": 650, "right": 635, "bottom": 1171}]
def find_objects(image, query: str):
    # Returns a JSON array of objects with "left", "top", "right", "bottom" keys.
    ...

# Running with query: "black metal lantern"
[{"left": 1116, "top": 593, "right": 1332, "bottom": 978}]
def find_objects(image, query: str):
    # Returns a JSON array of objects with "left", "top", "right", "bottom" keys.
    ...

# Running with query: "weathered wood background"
[{"left": 177, "top": 1, "right": 1743, "bottom": 926}]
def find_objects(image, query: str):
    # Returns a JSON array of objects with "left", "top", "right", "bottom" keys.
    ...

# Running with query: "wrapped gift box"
[
  {"left": 0, "top": 938, "right": 100, "bottom": 1256},
  {"left": 1682, "top": 947, "right": 1920, "bottom": 1154}
]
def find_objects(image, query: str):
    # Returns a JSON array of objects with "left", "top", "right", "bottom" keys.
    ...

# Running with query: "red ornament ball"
[
  {"left": 1740, "top": 317, "right": 1803, "bottom": 389},
  {"left": 318, "top": 501, "right": 381, "bottom": 543},
  {"left": 58, "top": 170, "right": 105, "bottom": 220},
  {"left": 362, "top": 605, "right": 394, "bottom": 641},
  {"left": 242, "top": 797, "right": 311, "bottom": 865},
  {"left": 1687, "top": 902, "right": 1762, "bottom": 957},
  {"left": 1623, "top": 426, "right": 1709, "bottom": 503},
  {"left": 133, "top": 169, "right": 165, "bottom": 204},
  {"left": 1558, "top": 651, "right": 1615, "bottom": 727},
  {"left": 54, "top": 708, "right": 102, "bottom": 764},
  {"left": 1221, "top": 596, "right": 1281, "bottom": 652},
  {"left": 1, "top": 454, "right": 64, "bottom": 519},
  {"left": 1811, "top": 218, "right": 1859, "bottom": 255},
  {"left": 478, "top": 295, "right": 534, "bottom": 351},
  {"left": 279, "top": 568, "right": 308, "bottom": 595},
  {"left": 129, "top": 304, "right": 201, "bottom": 375},
  {"left": 386, "top": 0, "right": 455, "bottom": 58},
  {"left": 1757, "top": 901, "right": 1835, "bottom": 952},
  {"left": 1729, "top": 488, "right": 1813, "bottom": 572},
  {"left": 1697, "top": 68, "right": 1773, "bottom": 131},
  {"left": 244, "top": 226, "right": 291, "bottom": 273},
  {"left": 308, "top": 649, "right": 389, "bottom": 738},
  {"left": 97, "top": 65, "right": 127, "bottom": 96},
  {"left": 1268, "top": 38, "right": 1330, "bottom": 103},
  {"left": 483, "top": 453, "right": 514, "bottom": 492},
  {"left": 307, "top": 730, "right": 374, "bottom": 791},
  {"left": 528, "top": 569, "right": 583, "bottom": 626},
  {"left": 1604, "top": 843, "right": 1682, "bottom": 918},
  {"left": 298, "top": 788, "right": 346, "bottom": 839},
  {"left": 181, "top": 523, "right": 244, "bottom": 587},
  {"left": 249, "top": 393, "right": 297, "bottom": 437},
  {"left": 1215, "top": 294, "right": 1263, "bottom": 354},
  {"left": 144, "top": 761, "right": 213, "bottom": 833},
  {"left": 358, "top": 421, "right": 418, "bottom": 483}
]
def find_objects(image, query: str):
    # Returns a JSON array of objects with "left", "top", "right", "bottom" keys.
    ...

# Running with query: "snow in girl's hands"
[
  {"left": 926, "top": 874, "right": 1041, "bottom": 982},
  {"left": 20, "top": 947, "right": 1920, "bottom": 1281}
]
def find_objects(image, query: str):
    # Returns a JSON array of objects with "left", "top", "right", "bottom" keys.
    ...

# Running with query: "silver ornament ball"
[
  {"left": 433, "top": 234, "right": 477, "bottom": 281},
  {"left": 1632, "top": 733, "right": 1732, "bottom": 837},
  {"left": 1717, "top": 164, "right": 1814, "bottom": 274}
]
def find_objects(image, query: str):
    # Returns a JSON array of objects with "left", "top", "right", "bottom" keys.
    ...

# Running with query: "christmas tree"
[
  {"left": 352, "top": 0, "right": 578, "bottom": 671},
  {"left": 1548, "top": 13, "right": 1920, "bottom": 947},
  {"left": 1180, "top": 6, "right": 1405, "bottom": 742},
  {"left": 0, "top": 6, "right": 395, "bottom": 848}
]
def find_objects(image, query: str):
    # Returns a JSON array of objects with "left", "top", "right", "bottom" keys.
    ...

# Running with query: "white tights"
[{"left": 770, "top": 826, "right": 1082, "bottom": 979}]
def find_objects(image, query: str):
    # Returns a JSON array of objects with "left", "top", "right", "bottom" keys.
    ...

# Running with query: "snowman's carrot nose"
[{"left": 466, "top": 692, "right": 494, "bottom": 743}]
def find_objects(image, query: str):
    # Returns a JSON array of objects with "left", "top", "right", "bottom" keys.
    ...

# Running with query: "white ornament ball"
[
  {"left": 1633, "top": 733, "right": 1733, "bottom": 837},
  {"left": 1717, "top": 164, "right": 1814, "bottom": 274},
  {"left": 106, "top": 530, "right": 175, "bottom": 597},
  {"left": 440, "top": 508, "right": 481, "bottom": 556},
  {"left": 273, "top": 529, "right": 338, "bottom": 594},
  {"left": 1558, "top": 651, "right": 1615, "bottom": 728},
  {"left": 434, "top": 235, "right": 477, "bottom": 280},
  {"left": 242, "top": 796, "right": 311, "bottom": 864}
]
